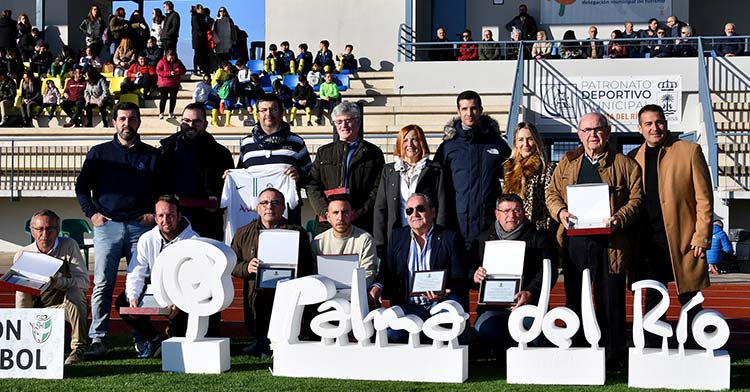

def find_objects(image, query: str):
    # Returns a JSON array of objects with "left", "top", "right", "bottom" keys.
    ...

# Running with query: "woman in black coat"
[{"left": 373, "top": 124, "right": 452, "bottom": 261}]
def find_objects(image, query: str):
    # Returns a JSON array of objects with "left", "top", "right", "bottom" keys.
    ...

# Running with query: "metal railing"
[
  {"left": 397, "top": 23, "right": 416, "bottom": 62},
  {"left": 505, "top": 42, "right": 525, "bottom": 143},
  {"left": 696, "top": 39, "right": 720, "bottom": 190}
]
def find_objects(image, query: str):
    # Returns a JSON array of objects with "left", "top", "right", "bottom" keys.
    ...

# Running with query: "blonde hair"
[
  {"left": 510, "top": 122, "right": 548, "bottom": 164},
  {"left": 393, "top": 124, "right": 430, "bottom": 160}
]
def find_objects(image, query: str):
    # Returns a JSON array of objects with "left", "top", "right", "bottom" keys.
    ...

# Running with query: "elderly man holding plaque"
[
  {"left": 14, "top": 209, "right": 89, "bottom": 366},
  {"left": 231, "top": 187, "right": 313, "bottom": 359},
  {"left": 546, "top": 113, "right": 643, "bottom": 369},
  {"left": 369, "top": 193, "right": 467, "bottom": 343},
  {"left": 468, "top": 194, "right": 557, "bottom": 360},
  {"left": 311, "top": 196, "right": 378, "bottom": 289}
]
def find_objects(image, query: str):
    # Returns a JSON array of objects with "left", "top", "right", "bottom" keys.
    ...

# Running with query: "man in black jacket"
[
  {"left": 160, "top": 103, "right": 233, "bottom": 240},
  {"left": 75, "top": 102, "right": 162, "bottom": 357},
  {"left": 306, "top": 101, "right": 384, "bottom": 234},
  {"left": 162, "top": 1, "right": 180, "bottom": 52}
]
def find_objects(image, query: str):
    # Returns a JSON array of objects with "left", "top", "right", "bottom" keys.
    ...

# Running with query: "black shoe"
[
  {"left": 306, "top": 121, "right": 313, "bottom": 126},
  {"left": 85, "top": 341, "right": 108, "bottom": 357}
]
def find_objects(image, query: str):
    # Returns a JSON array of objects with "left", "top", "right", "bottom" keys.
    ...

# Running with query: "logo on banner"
[{"left": 29, "top": 315, "right": 52, "bottom": 344}]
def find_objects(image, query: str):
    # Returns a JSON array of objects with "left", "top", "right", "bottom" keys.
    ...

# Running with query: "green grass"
[{"left": 1, "top": 335, "right": 749, "bottom": 392}]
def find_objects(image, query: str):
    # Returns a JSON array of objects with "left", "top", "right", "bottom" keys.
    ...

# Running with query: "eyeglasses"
[
  {"left": 334, "top": 118, "right": 356, "bottom": 126},
  {"left": 258, "top": 107, "right": 280, "bottom": 114},
  {"left": 31, "top": 226, "right": 58, "bottom": 233},
  {"left": 579, "top": 126, "right": 608, "bottom": 134},
  {"left": 496, "top": 208, "right": 523, "bottom": 215},
  {"left": 258, "top": 200, "right": 283, "bottom": 208},
  {"left": 405, "top": 205, "right": 427, "bottom": 216}
]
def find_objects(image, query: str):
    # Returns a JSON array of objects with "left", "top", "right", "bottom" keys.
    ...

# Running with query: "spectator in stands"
[
  {"left": 280, "top": 41, "right": 296, "bottom": 74},
  {"left": 151, "top": 8, "right": 165, "bottom": 48},
  {"left": 190, "top": 4, "right": 208, "bottom": 76},
  {"left": 296, "top": 42, "right": 313, "bottom": 76},
  {"left": 314, "top": 71, "right": 341, "bottom": 125},
  {"left": 30, "top": 41, "right": 53, "bottom": 75},
  {"left": 505, "top": 4, "right": 537, "bottom": 41},
  {"left": 19, "top": 69, "right": 42, "bottom": 127},
  {"left": 83, "top": 68, "right": 111, "bottom": 127},
  {"left": 160, "top": 103, "right": 233, "bottom": 240},
  {"left": 629, "top": 104, "right": 712, "bottom": 349},
  {"left": 264, "top": 43, "right": 286, "bottom": 75},
  {"left": 639, "top": 19, "right": 659, "bottom": 56},
  {"left": 75, "top": 101, "right": 162, "bottom": 357},
  {"left": 374, "top": 124, "right": 450, "bottom": 263},
  {"left": 666, "top": 15, "right": 687, "bottom": 38},
  {"left": 435, "top": 90, "right": 512, "bottom": 249},
  {"left": 584, "top": 26, "right": 604, "bottom": 59},
  {"left": 231, "top": 187, "right": 313, "bottom": 359},
  {"left": 50, "top": 45, "right": 76, "bottom": 77},
  {"left": 623, "top": 21, "right": 638, "bottom": 40},
  {"left": 121, "top": 53, "right": 157, "bottom": 95},
  {"left": 0, "top": 71, "right": 15, "bottom": 126},
  {"left": 19, "top": 27, "right": 40, "bottom": 62},
  {"left": 478, "top": 30, "right": 501, "bottom": 60},
  {"left": 469, "top": 194, "right": 557, "bottom": 360},
  {"left": 78, "top": 45, "right": 102, "bottom": 73},
  {"left": 715, "top": 23, "right": 744, "bottom": 57},
  {"left": 272, "top": 79, "right": 292, "bottom": 119},
  {"left": 213, "top": 6, "right": 236, "bottom": 62},
  {"left": 674, "top": 25, "right": 698, "bottom": 57},
  {"left": 15, "top": 209, "right": 89, "bottom": 365},
  {"left": 369, "top": 193, "right": 468, "bottom": 343},
  {"left": 113, "top": 37, "right": 137, "bottom": 77},
  {"left": 114, "top": 195, "right": 199, "bottom": 358},
  {"left": 559, "top": 30, "right": 583, "bottom": 59},
  {"left": 128, "top": 10, "right": 150, "bottom": 53},
  {"left": 79, "top": 5, "right": 106, "bottom": 56},
  {"left": 313, "top": 196, "right": 378, "bottom": 288},
  {"left": 429, "top": 26, "right": 455, "bottom": 61},
  {"left": 16, "top": 13, "right": 31, "bottom": 44},
  {"left": 313, "top": 40, "right": 335, "bottom": 73},
  {"left": 193, "top": 74, "right": 220, "bottom": 113},
  {"left": 60, "top": 69, "right": 87, "bottom": 127},
  {"left": 0, "top": 10, "right": 18, "bottom": 52},
  {"left": 546, "top": 112, "right": 642, "bottom": 369},
  {"left": 6, "top": 48, "right": 23, "bottom": 84},
  {"left": 241, "top": 72, "right": 264, "bottom": 121},
  {"left": 506, "top": 28, "right": 531, "bottom": 61},
  {"left": 707, "top": 219, "right": 733, "bottom": 275},
  {"left": 291, "top": 75, "right": 316, "bottom": 126},
  {"left": 39, "top": 78, "right": 61, "bottom": 120},
  {"left": 109, "top": 7, "right": 131, "bottom": 52},
  {"left": 607, "top": 30, "right": 629, "bottom": 58},
  {"left": 650, "top": 27, "right": 673, "bottom": 58},
  {"left": 307, "top": 101, "right": 385, "bottom": 234},
  {"left": 531, "top": 30, "right": 551, "bottom": 59},
  {"left": 161, "top": 1, "right": 180, "bottom": 52},
  {"left": 458, "top": 29, "right": 478, "bottom": 61},
  {"left": 156, "top": 48, "right": 186, "bottom": 119},
  {"left": 237, "top": 93, "right": 313, "bottom": 224},
  {"left": 216, "top": 64, "right": 241, "bottom": 127},
  {"left": 143, "top": 36, "right": 163, "bottom": 67},
  {"left": 337, "top": 44, "right": 358, "bottom": 73},
  {"left": 503, "top": 122, "right": 555, "bottom": 231}
]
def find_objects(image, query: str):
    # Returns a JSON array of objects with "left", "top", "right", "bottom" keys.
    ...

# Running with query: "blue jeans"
[
  {"left": 387, "top": 293, "right": 464, "bottom": 344},
  {"left": 475, "top": 309, "right": 536, "bottom": 359},
  {"left": 89, "top": 219, "right": 151, "bottom": 342}
]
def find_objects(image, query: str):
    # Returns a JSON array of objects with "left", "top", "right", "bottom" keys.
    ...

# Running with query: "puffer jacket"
[{"left": 156, "top": 57, "right": 186, "bottom": 88}]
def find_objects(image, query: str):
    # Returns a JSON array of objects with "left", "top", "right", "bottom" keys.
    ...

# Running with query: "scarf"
[
  {"left": 252, "top": 122, "right": 290, "bottom": 150},
  {"left": 394, "top": 156, "right": 427, "bottom": 188},
  {"left": 503, "top": 153, "right": 542, "bottom": 198},
  {"left": 494, "top": 219, "right": 527, "bottom": 240}
]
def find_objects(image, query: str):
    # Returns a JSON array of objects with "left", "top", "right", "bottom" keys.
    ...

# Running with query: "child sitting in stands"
[
  {"left": 39, "top": 78, "right": 61, "bottom": 120},
  {"left": 193, "top": 75, "right": 221, "bottom": 125},
  {"left": 50, "top": 45, "right": 77, "bottom": 77},
  {"left": 272, "top": 79, "right": 292, "bottom": 122},
  {"left": 314, "top": 71, "right": 340, "bottom": 125},
  {"left": 337, "top": 44, "right": 358, "bottom": 73}
]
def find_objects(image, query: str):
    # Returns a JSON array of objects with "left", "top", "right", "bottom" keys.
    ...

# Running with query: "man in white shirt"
[
  {"left": 312, "top": 196, "right": 378, "bottom": 288},
  {"left": 114, "top": 195, "right": 200, "bottom": 359},
  {"left": 15, "top": 209, "right": 89, "bottom": 366}
]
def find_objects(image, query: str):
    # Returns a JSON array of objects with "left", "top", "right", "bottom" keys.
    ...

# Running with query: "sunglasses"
[{"left": 405, "top": 205, "right": 427, "bottom": 216}]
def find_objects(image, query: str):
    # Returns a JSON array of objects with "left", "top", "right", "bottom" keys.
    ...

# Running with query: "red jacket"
[
  {"left": 64, "top": 77, "right": 87, "bottom": 102},
  {"left": 458, "top": 43, "right": 478, "bottom": 61},
  {"left": 156, "top": 57, "right": 186, "bottom": 88},
  {"left": 126, "top": 63, "right": 157, "bottom": 81}
]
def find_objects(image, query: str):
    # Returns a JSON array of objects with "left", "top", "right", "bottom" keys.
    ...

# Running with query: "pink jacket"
[{"left": 156, "top": 57, "right": 186, "bottom": 89}]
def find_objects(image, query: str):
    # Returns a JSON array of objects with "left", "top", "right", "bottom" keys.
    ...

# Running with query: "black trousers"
[
  {"left": 565, "top": 236, "right": 626, "bottom": 357},
  {"left": 60, "top": 99, "right": 85, "bottom": 123},
  {"left": 158, "top": 87, "right": 179, "bottom": 115}
]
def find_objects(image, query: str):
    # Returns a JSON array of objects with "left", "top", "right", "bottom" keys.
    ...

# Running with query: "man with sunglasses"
[
  {"left": 546, "top": 112, "right": 642, "bottom": 370},
  {"left": 159, "top": 103, "right": 233, "bottom": 241},
  {"left": 369, "top": 193, "right": 467, "bottom": 343},
  {"left": 231, "top": 187, "right": 313, "bottom": 359}
]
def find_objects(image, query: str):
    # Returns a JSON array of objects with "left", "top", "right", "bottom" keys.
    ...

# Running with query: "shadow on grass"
[{"left": 729, "top": 350, "right": 750, "bottom": 389}]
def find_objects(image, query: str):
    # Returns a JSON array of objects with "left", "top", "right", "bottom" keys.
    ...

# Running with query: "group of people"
[
  {"left": 430, "top": 4, "right": 744, "bottom": 61},
  {"left": 263, "top": 39, "right": 358, "bottom": 76},
  {"left": 13, "top": 86, "right": 717, "bottom": 372}
]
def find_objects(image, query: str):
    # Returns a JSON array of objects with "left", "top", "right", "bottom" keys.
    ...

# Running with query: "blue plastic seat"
[
  {"left": 259, "top": 75, "right": 275, "bottom": 93},
  {"left": 246, "top": 59, "right": 265, "bottom": 75},
  {"left": 282, "top": 75, "right": 299, "bottom": 90},
  {"left": 335, "top": 74, "right": 349, "bottom": 92}
]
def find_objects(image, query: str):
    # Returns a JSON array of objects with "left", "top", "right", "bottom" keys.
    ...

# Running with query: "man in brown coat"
[
  {"left": 629, "top": 104, "right": 713, "bottom": 346},
  {"left": 546, "top": 112, "right": 642, "bottom": 368}
]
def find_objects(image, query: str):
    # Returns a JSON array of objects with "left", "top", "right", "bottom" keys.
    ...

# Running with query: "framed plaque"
[
  {"left": 256, "top": 266, "right": 296, "bottom": 289},
  {"left": 316, "top": 254, "right": 358, "bottom": 289},
  {"left": 566, "top": 183, "right": 612, "bottom": 236},
  {"left": 409, "top": 269, "right": 447, "bottom": 297},
  {"left": 478, "top": 277, "right": 522, "bottom": 306}
]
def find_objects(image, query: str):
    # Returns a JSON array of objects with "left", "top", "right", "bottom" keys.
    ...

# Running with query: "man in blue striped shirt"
[{"left": 236, "top": 93, "right": 312, "bottom": 224}]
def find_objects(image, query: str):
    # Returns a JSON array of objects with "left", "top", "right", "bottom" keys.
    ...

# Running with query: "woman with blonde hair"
[
  {"left": 113, "top": 37, "right": 136, "bottom": 77},
  {"left": 531, "top": 30, "right": 552, "bottom": 59},
  {"left": 502, "top": 122, "right": 556, "bottom": 230},
  {"left": 374, "top": 124, "right": 451, "bottom": 261}
]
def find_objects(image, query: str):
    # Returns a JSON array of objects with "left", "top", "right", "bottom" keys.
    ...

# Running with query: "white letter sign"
[{"left": 0, "top": 308, "right": 64, "bottom": 379}]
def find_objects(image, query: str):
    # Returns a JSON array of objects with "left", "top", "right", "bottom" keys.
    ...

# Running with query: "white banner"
[
  {"left": 542, "top": 0, "right": 671, "bottom": 24},
  {"left": 537, "top": 75, "right": 682, "bottom": 125},
  {"left": 0, "top": 308, "right": 64, "bottom": 379}
]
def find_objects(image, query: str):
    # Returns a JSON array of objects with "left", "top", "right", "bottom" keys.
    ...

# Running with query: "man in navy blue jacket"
[
  {"left": 75, "top": 101, "right": 162, "bottom": 357},
  {"left": 435, "top": 90, "right": 511, "bottom": 250},
  {"left": 369, "top": 193, "right": 467, "bottom": 343}
]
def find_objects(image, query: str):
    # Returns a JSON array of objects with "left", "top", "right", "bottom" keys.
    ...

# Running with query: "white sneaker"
[{"left": 158, "top": 113, "right": 164, "bottom": 120}]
